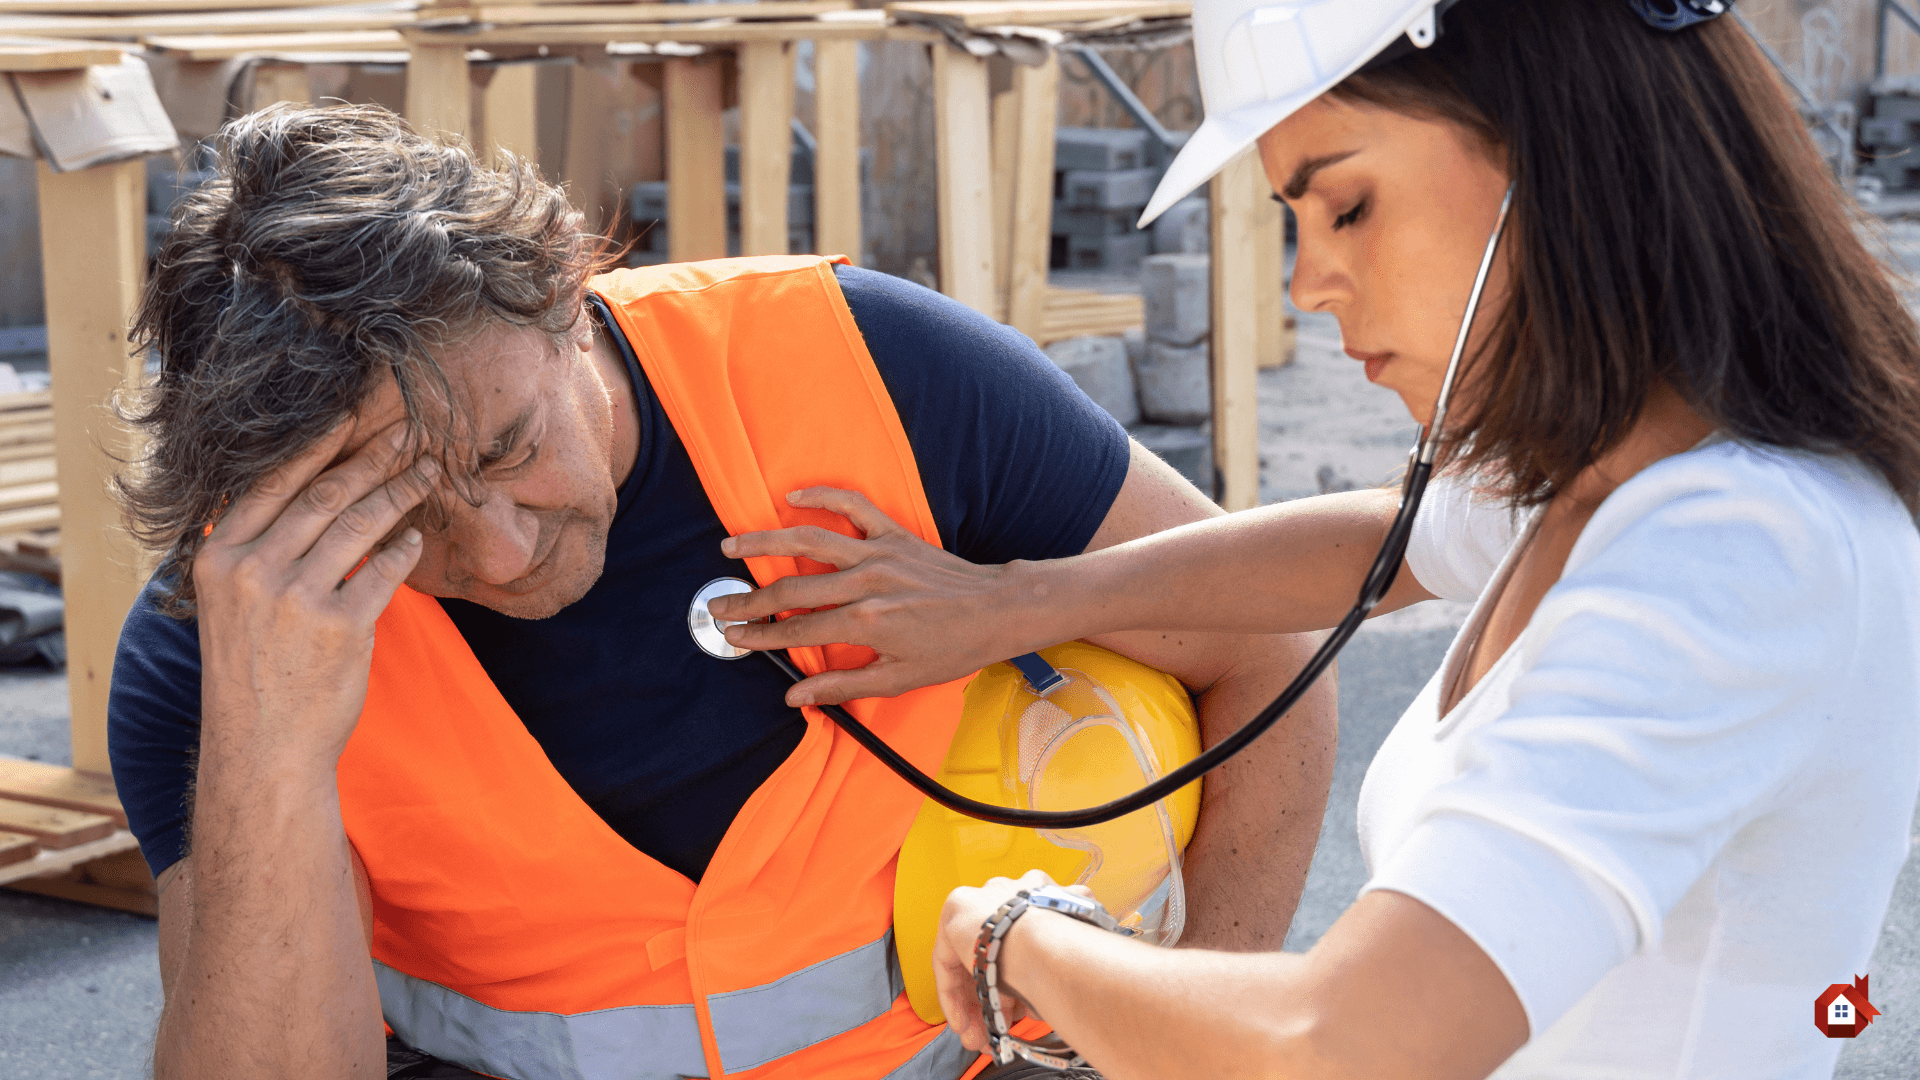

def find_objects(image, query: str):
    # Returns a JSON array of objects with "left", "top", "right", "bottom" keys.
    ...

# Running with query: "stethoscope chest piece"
[{"left": 689, "top": 576, "right": 757, "bottom": 659}]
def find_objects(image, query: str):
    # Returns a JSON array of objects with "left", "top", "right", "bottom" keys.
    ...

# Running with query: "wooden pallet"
[
  {"left": 0, "top": 757, "right": 154, "bottom": 916},
  {"left": 0, "top": 389, "right": 58, "bottom": 578},
  {"left": 1034, "top": 286, "right": 1143, "bottom": 345}
]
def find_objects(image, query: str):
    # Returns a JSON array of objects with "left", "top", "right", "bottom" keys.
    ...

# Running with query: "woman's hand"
[
  {"left": 711, "top": 488, "right": 1058, "bottom": 705},
  {"left": 930, "top": 870, "right": 1096, "bottom": 1051}
]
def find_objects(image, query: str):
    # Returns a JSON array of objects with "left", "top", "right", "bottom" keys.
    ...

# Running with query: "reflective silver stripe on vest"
[
  {"left": 376, "top": 930, "right": 943, "bottom": 1080},
  {"left": 882, "top": 1027, "right": 977, "bottom": 1080},
  {"left": 707, "top": 929, "right": 908, "bottom": 1073},
  {"left": 376, "top": 960, "right": 707, "bottom": 1080}
]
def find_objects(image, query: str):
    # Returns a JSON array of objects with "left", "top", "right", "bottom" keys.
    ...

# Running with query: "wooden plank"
[
  {"left": 0, "top": 421, "right": 52, "bottom": 446},
  {"left": 0, "top": 504, "right": 61, "bottom": 533},
  {"left": 248, "top": 61, "right": 309, "bottom": 110},
  {"left": 409, "top": 19, "right": 899, "bottom": 46},
  {"left": 0, "top": 33, "right": 118, "bottom": 69},
  {"left": 479, "top": 59, "right": 538, "bottom": 167},
  {"left": 887, "top": 0, "right": 1188, "bottom": 29},
  {"left": 1251, "top": 171, "right": 1289, "bottom": 369},
  {"left": 0, "top": 458, "right": 56, "bottom": 487},
  {"left": 17, "top": 527, "right": 59, "bottom": 556},
  {"left": 1210, "top": 150, "right": 1262, "bottom": 511},
  {"left": 664, "top": 55, "right": 726, "bottom": 262},
  {"left": 932, "top": 43, "right": 995, "bottom": 317},
  {"left": 0, "top": 796, "right": 114, "bottom": 848},
  {"left": 1004, "top": 53, "right": 1056, "bottom": 340},
  {"left": 989, "top": 60, "right": 1016, "bottom": 323},
  {"left": 738, "top": 39, "right": 794, "bottom": 257},
  {"left": 0, "top": 0, "right": 384, "bottom": 12},
  {"left": 0, "top": 827, "right": 136, "bottom": 887},
  {"left": 144, "top": 30, "right": 404, "bottom": 60},
  {"left": 0, "top": 759, "right": 123, "bottom": 825},
  {"left": 37, "top": 157, "right": 149, "bottom": 775},
  {"left": 812, "top": 37, "right": 860, "bottom": 264},
  {"left": 0, "top": 7, "right": 416, "bottom": 37},
  {"left": 0, "top": 445, "right": 53, "bottom": 464},
  {"left": 406, "top": 40, "right": 471, "bottom": 142},
  {"left": 0, "top": 480, "right": 57, "bottom": 511},
  {"left": 426, "top": 2, "right": 853, "bottom": 25},
  {"left": 0, "top": 830, "right": 35, "bottom": 868},
  {"left": 0, "top": 389, "right": 52, "bottom": 411}
]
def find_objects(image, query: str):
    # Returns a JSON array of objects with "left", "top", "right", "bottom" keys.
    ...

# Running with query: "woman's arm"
[
  {"left": 713, "top": 482, "right": 1435, "bottom": 705},
  {"left": 932, "top": 874, "right": 1527, "bottom": 1080}
]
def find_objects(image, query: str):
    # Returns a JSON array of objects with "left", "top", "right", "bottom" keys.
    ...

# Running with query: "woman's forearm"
[
  {"left": 996, "top": 911, "right": 1320, "bottom": 1080},
  {"left": 1005, "top": 487, "right": 1427, "bottom": 643}
]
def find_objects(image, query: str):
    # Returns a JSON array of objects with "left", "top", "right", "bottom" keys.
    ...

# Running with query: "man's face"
[{"left": 342, "top": 315, "right": 623, "bottom": 620}]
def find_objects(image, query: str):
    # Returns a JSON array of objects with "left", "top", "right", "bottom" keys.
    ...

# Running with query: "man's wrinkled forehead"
[{"left": 332, "top": 325, "right": 555, "bottom": 470}]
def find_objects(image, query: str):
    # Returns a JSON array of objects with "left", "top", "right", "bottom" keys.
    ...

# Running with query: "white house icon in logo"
[{"left": 1830, "top": 998, "right": 1853, "bottom": 1025}]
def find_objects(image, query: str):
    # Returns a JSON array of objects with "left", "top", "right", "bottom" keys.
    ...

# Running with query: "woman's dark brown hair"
[{"left": 1337, "top": 0, "right": 1920, "bottom": 510}]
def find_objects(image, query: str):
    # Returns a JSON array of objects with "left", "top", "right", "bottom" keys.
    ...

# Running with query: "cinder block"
[
  {"left": 1870, "top": 94, "right": 1920, "bottom": 124},
  {"left": 1864, "top": 151, "right": 1920, "bottom": 192},
  {"left": 1053, "top": 206, "right": 1137, "bottom": 240},
  {"left": 1056, "top": 126, "right": 1152, "bottom": 172},
  {"left": 1123, "top": 327, "right": 1147, "bottom": 369},
  {"left": 1142, "top": 254, "right": 1210, "bottom": 346},
  {"left": 1060, "top": 167, "right": 1160, "bottom": 210},
  {"left": 1130, "top": 424, "right": 1213, "bottom": 495},
  {"left": 1152, "top": 195, "right": 1209, "bottom": 255},
  {"left": 1134, "top": 337, "right": 1210, "bottom": 424},
  {"left": 1045, "top": 335, "right": 1139, "bottom": 426},
  {"left": 1861, "top": 116, "right": 1912, "bottom": 147},
  {"left": 1065, "top": 232, "right": 1150, "bottom": 271}
]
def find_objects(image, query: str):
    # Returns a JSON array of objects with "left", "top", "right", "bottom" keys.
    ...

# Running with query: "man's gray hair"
[{"left": 122, "top": 103, "right": 608, "bottom": 614}]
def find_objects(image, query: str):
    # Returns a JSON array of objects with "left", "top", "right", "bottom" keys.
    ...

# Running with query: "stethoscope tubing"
[{"left": 768, "top": 185, "right": 1515, "bottom": 831}]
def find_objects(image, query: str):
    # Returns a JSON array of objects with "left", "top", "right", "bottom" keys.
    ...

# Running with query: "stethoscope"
[{"left": 688, "top": 185, "right": 1515, "bottom": 831}]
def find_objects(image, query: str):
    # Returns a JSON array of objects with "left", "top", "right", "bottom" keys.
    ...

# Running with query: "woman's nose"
[
  {"left": 1289, "top": 245, "right": 1347, "bottom": 315},
  {"left": 448, "top": 494, "right": 542, "bottom": 585}
]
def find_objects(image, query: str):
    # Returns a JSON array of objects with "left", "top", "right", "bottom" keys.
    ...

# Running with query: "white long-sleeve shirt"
[{"left": 1359, "top": 438, "right": 1920, "bottom": 1079}]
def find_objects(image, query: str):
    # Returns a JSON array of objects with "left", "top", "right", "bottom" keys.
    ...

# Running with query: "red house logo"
[{"left": 1815, "top": 976, "right": 1880, "bottom": 1038}]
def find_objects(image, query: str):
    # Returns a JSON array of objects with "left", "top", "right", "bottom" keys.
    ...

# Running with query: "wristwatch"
[{"left": 972, "top": 885, "right": 1131, "bottom": 1070}]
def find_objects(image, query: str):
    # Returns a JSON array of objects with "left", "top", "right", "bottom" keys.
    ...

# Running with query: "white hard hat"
[{"left": 1140, "top": 0, "right": 1453, "bottom": 226}]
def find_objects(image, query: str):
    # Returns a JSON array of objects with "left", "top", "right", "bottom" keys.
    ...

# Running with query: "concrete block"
[
  {"left": 1064, "top": 232, "right": 1150, "bottom": 272},
  {"left": 1055, "top": 126, "right": 1152, "bottom": 172},
  {"left": 1053, "top": 206, "right": 1136, "bottom": 240},
  {"left": 1862, "top": 116, "right": 1911, "bottom": 147},
  {"left": 1134, "top": 337, "right": 1210, "bottom": 424},
  {"left": 1123, "top": 326, "right": 1146, "bottom": 369},
  {"left": 1870, "top": 94, "right": 1920, "bottom": 124},
  {"left": 1864, "top": 152, "right": 1920, "bottom": 192},
  {"left": 1130, "top": 423, "right": 1212, "bottom": 495},
  {"left": 1142, "top": 253, "right": 1210, "bottom": 346},
  {"left": 1060, "top": 166, "right": 1160, "bottom": 210},
  {"left": 1045, "top": 334, "right": 1139, "bottom": 425},
  {"left": 1152, "top": 195, "right": 1209, "bottom": 255}
]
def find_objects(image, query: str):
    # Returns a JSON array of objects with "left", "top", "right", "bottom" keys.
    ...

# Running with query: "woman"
[{"left": 711, "top": 1, "right": 1920, "bottom": 1077}]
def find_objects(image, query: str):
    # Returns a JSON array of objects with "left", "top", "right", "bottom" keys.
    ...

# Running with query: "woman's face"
[{"left": 1258, "top": 97, "right": 1511, "bottom": 425}]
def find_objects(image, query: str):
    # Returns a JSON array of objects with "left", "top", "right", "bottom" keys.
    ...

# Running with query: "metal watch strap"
[{"left": 971, "top": 887, "right": 1122, "bottom": 1070}]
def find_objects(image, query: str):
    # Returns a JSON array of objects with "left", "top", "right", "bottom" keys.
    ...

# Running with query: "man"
[{"left": 107, "top": 104, "right": 1335, "bottom": 1080}]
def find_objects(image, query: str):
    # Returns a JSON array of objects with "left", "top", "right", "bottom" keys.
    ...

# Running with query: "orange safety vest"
[{"left": 339, "top": 257, "right": 990, "bottom": 1080}]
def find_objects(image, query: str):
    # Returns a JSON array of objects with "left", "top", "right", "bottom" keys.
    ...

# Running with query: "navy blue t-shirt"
[{"left": 107, "top": 266, "right": 1130, "bottom": 882}]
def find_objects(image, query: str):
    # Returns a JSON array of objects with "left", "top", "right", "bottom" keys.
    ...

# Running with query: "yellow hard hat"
[{"left": 893, "top": 640, "right": 1202, "bottom": 1024}]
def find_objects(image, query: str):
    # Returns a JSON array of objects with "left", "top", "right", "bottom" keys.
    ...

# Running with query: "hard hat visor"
[{"left": 1139, "top": 0, "right": 1446, "bottom": 226}]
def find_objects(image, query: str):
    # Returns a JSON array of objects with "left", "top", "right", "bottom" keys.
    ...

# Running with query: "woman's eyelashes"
[{"left": 1332, "top": 198, "right": 1369, "bottom": 231}]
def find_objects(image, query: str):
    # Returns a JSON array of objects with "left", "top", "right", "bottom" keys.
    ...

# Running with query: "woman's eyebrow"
[{"left": 1282, "top": 150, "right": 1360, "bottom": 200}]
